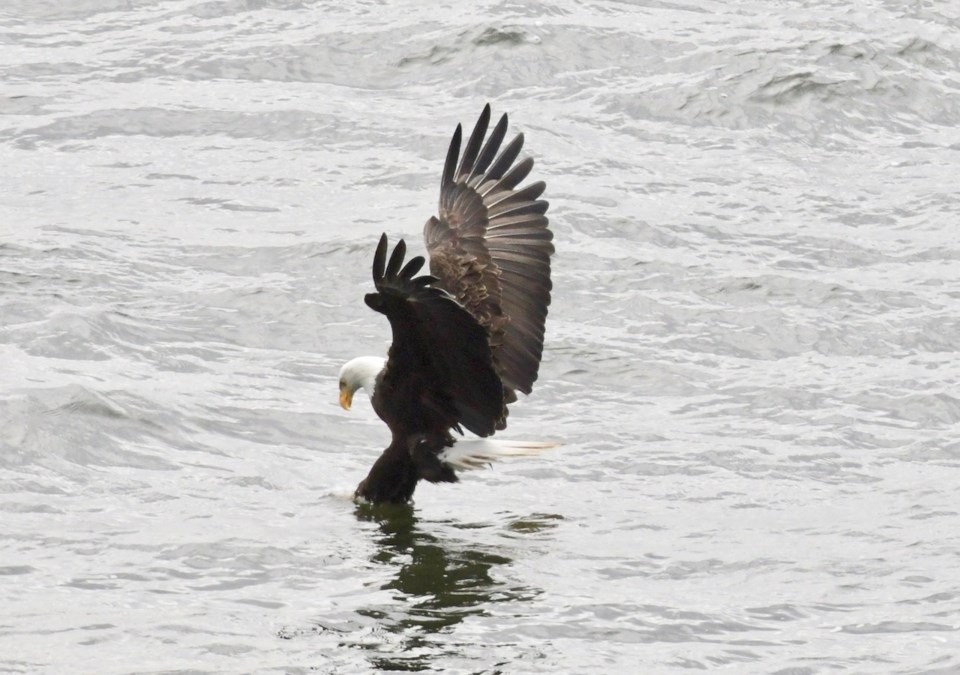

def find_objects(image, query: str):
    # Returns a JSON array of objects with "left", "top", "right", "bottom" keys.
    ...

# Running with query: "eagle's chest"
[{"left": 372, "top": 368, "right": 453, "bottom": 434}]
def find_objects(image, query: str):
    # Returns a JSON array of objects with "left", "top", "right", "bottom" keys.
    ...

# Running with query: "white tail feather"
[{"left": 438, "top": 440, "right": 559, "bottom": 471}]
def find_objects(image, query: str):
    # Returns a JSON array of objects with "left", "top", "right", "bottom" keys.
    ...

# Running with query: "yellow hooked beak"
[{"left": 339, "top": 388, "right": 353, "bottom": 411}]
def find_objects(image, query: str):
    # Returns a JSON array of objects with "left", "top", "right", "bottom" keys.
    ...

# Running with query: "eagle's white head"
[{"left": 338, "top": 356, "right": 386, "bottom": 410}]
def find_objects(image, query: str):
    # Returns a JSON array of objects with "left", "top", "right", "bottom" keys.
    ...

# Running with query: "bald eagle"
[{"left": 338, "top": 104, "right": 554, "bottom": 504}]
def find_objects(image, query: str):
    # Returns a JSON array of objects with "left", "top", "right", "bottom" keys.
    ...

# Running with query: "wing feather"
[
  {"left": 491, "top": 156, "right": 535, "bottom": 193},
  {"left": 456, "top": 104, "right": 489, "bottom": 181},
  {"left": 484, "top": 136, "right": 526, "bottom": 184},
  {"left": 469, "top": 113, "right": 508, "bottom": 182}
]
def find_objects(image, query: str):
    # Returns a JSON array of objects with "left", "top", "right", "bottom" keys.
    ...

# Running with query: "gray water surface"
[{"left": 2, "top": 1, "right": 960, "bottom": 672}]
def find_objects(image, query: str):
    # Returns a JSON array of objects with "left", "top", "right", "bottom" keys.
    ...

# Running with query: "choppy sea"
[{"left": 2, "top": 1, "right": 959, "bottom": 672}]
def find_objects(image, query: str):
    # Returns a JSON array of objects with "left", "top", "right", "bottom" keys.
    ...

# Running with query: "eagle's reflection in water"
[{"left": 352, "top": 503, "right": 541, "bottom": 671}]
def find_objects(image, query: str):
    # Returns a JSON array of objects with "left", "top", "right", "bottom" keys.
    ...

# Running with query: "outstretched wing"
[
  {"left": 364, "top": 234, "right": 504, "bottom": 437},
  {"left": 423, "top": 104, "right": 553, "bottom": 402}
]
